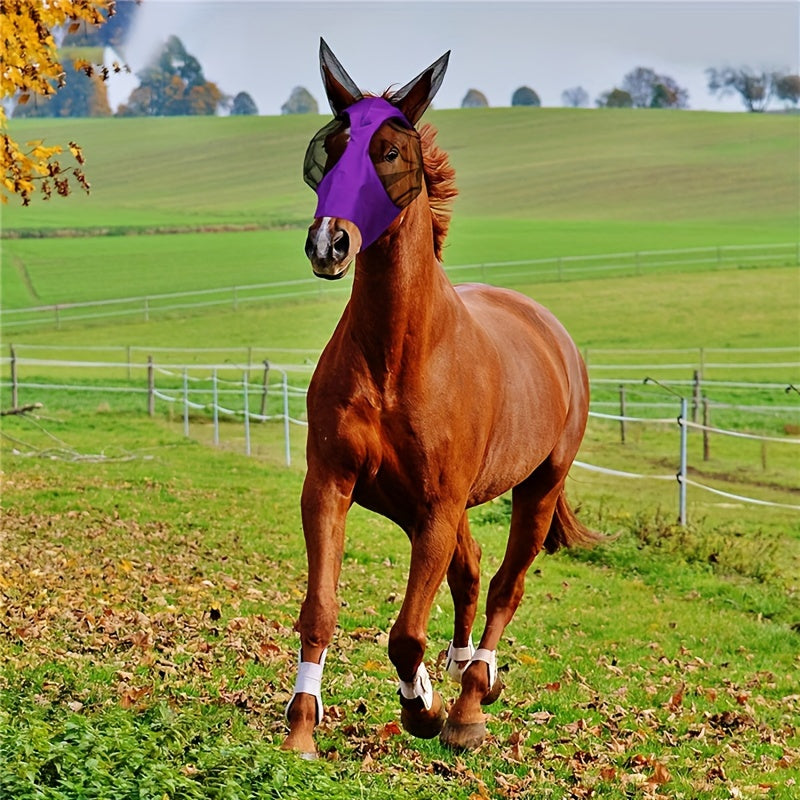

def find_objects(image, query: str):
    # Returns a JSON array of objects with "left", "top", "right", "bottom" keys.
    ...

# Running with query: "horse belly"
[{"left": 456, "top": 286, "right": 580, "bottom": 505}]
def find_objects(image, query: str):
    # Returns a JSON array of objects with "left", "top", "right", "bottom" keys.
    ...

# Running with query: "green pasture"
[
  {"left": 1, "top": 108, "right": 799, "bottom": 798},
  {"left": 2, "top": 108, "right": 798, "bottom": 311},
  {"left": 3, "top": 108, "right": 797, "bottom": 233},
  {"left": 1, "top": 410, "right": 798, "bottom": 799}
]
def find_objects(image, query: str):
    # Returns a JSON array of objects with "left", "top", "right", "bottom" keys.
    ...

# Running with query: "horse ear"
[
  {"left": 319, "top": 38, "right": 363, "bottom": 115},
  {"left": 391, "top": 51, "right": 450, "bottom": 126}
]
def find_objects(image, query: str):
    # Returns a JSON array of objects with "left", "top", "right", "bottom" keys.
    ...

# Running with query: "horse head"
[{"left": 303, "top": 39, "right": 449, "bottom": 279}]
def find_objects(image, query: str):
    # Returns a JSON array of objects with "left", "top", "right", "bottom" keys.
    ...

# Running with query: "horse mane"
[
  {"left": 417, "top": 123, "right": 458, "bottom": 262},
  {"left": 378, "top": 91, "right": 458, "bottom": 261}
]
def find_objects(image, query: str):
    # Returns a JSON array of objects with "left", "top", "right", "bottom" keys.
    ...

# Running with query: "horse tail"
[{"left": 543, "top": 489, "right": 602, "bottom": 554}]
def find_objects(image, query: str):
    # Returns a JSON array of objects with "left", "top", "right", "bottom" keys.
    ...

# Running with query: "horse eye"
[{"left": 385, "top": 147, "right": 400, "bottom": 163}]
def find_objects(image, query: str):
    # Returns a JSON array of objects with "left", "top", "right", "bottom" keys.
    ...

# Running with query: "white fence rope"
[
  {"left": 681, "top": 418, "right": 800, "bottom": 444},
  {"left": 571, "top": 460, "right": 675, "bottom": 481},
  {"left": 587, "top": 410, "right": 676, "bottom": 425},
  {"left": 3, "top": 354, "right": 798, "bottom": 518},
  {"left": 680, "top": 477, "right": 800, "bottom": 511}
]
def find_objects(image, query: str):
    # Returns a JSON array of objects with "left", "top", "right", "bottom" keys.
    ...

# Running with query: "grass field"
[
  {"left": 2, "top": 108, "right": 798, "bottom": 309},
  {"left": 1, "top": 108, "right": 799, "bottom": 798}
]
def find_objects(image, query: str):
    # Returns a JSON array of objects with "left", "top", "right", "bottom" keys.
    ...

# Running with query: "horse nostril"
[
  {"left": 332, "top": 229, "right": 349, "bottom": 258},
  {"left": 304, "top": 233, "right": 316, "bottom": 260}
]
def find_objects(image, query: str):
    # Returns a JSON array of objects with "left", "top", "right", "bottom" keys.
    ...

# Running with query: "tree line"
[
  {"left": 8, "top": 22, "right": 799, "bottom": 120},
  {"left": 3, "top": 0, "right": 798, "bottom": 206}
]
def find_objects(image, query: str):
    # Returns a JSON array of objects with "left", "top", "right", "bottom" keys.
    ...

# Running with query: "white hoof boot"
[
  {"left": 286, "top": 648, "right": 327, "bottom": 725},
  {"left": 445, "top": 638, "right": 475, "bottom": 683}
]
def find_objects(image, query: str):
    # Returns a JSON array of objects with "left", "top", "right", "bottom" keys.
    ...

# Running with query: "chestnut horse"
[{"left": 284, "top": 40, "right": 598, "bottom": 756}]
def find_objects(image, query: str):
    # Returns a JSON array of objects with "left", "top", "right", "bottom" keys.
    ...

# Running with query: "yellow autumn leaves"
[{"left": 1, "top": 0, "right": 112, "bottom": 204}]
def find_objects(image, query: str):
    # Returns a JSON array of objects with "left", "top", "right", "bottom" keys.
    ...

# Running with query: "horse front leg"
[
  {"left": 389, "top": 513, "right": 459, "bottom": 740},
  {"left": 282, "top": 472, "right": 352, "bottom": 757}
]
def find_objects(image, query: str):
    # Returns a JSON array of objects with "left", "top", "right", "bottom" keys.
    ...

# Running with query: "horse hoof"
[
  {"left": 399, "top": 692, "right": 446, "bottom": 739},
  {"left": 481, "top": 676, "right": 504, "bottom": 706},
  {"left": 281, "top": 729, "right": 317, "bottom": 758},
  {"left": 440, "top": 719, "right": 487, "bottom": 750}
]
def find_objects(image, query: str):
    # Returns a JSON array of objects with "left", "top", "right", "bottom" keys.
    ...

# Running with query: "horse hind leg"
[
  {"left": 441, "top": 465, "right": 565, "bottom": 750},
  {"left": 445, "top": 513, "right": 481, "bottom": 682}
]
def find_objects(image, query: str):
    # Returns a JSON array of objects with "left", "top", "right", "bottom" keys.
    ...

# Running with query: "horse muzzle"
[{"left": 305, "top": 217, "right": 361, "bottom": 280}]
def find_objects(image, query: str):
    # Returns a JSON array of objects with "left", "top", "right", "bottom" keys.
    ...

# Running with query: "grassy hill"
[
  {"left": 4, "top": 108, "right": 798, "bottom": 232},
  {"left": 1, "top": 108, "right": 798, "bottom": 308}
]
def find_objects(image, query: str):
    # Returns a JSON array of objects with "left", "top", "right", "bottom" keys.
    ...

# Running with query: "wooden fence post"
[
  {"left": 147, "top": 356, "right": 155, "bottom": 417},
  {"left": 260, "top": 360, "right": 270, "bottom": 421},
  {"left": 702, "top": 398, "right": 710, "bottom": 461},
  {"left": 10, "top": 345, "right": 18, "bottom": 408},
  {"left": 692, "top": 370, "right": 701, "bottom": 422}
]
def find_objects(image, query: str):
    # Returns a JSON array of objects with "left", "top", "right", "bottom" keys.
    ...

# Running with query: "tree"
[
  {"left": 230, "top": 92, "right": 258, "bottom": 116},
  {"left": 561, "top": 86, "right": 589, "bottom": 108},
  {"left": 117, "top": 36, "right": 226, "bottom": 117},
  {"left": 2, "top": 0, "right": 115, "bottom": 204},
  {"left": 281, "top": 86, "right": 318, "bottom": 115},
  {"left": 621, "top": 67, "right": 688, "bottom": 109},
  {"left": 596, "top": 89, "right": 633, "bottom": 108},
  {"left": 775, "top": 74, "right": 800, "bottom": 108},
  {"left": 511, "top": 86, "right": 540, "bottom": 107},
  {"left": 12, "top": 56, "right": 112, "bottom": 119},
  {"left": 706, "top": 67, "right": 774, "bottom": 112},
  {"left": 461, "top": 89, "right": 489, "bottom": 108}
]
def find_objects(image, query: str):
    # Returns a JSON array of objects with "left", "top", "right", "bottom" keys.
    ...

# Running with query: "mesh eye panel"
[
  {"left": 369, "top": 119, "right": 423, "bottom": 210},
  {"left": 304, "top": 115, "right": 422, "bottom": 211},
  {"left": 303, "top": 116, "right": 349, "bottom": 190}
]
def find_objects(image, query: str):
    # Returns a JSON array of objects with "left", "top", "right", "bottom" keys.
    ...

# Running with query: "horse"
[{"left": 283, "top": 39, "right": 600, "bottom": 757}]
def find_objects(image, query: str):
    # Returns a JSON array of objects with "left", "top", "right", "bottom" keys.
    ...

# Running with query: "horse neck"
[{"left": 347, "top": 198, "right": 456, "bottom": 378}]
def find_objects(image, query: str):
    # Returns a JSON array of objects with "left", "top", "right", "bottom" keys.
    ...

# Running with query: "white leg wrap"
[
  {"left": 445, "top": 637, "right": 475, "bottom": 683},
  {"left": 469, "top": 648, "right": 498, "bottom": 690},
  {"left": 398, "top": 662, "right": 434, "bottom": 711},
  {"left": 286, "top": 648, "right": 327, "bottom": 726}
]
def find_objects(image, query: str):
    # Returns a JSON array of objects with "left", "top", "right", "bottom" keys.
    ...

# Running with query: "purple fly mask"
[
  {"left": 303, "top": 39, "right": 450, "bottom": 254},
  {"left": 303, "top": 97, "right": 424, "bottom": 250}
]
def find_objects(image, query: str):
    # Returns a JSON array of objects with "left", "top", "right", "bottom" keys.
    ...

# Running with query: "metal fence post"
[
  {"left": 678, "top": 397, "right": 688, "bottom": 526},
  {"left": 183, "top": 368, "right": 189, "bottom": 437},
  {"left": 619, "top": 384, "right": 626, "bottom": 444}
]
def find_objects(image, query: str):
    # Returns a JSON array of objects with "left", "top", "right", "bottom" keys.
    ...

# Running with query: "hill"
[
  {"left": 3, "top": 108, "right": 797, "bottom": 233},
  {"left": 1, "top": 108, "right": 797, "bottom": 309}
]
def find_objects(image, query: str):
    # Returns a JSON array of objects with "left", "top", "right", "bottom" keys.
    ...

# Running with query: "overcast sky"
[{"left": 110, "top": 1, "right": 800, "bottom": 114}]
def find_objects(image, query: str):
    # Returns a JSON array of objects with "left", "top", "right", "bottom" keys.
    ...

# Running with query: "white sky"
[{"left": 109, "top": 1, "right": 800, "bottom": 114}]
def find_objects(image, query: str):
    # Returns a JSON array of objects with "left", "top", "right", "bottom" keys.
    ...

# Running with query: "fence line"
[
  {"left": 2, "top": 242, "right": 797, "bottom": 329},
  {"left": 2, "top": 364, "right": 796, "bottom": 521},
  {"left": 580, "top": 400, "right": 800, "bottom": 518}
]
